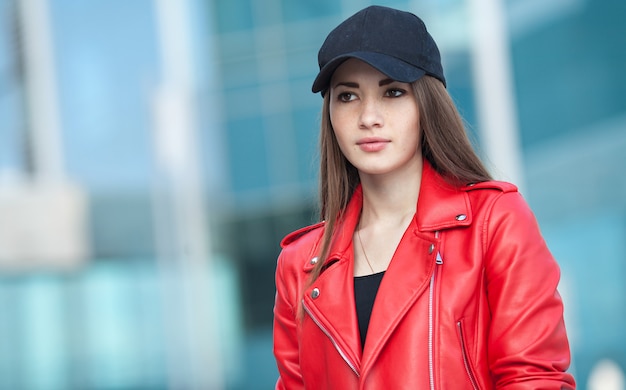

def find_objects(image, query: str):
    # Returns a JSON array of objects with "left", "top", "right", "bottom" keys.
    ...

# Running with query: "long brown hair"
[{"left": 310, "top": 75, "right": 491, "bottom": 284}]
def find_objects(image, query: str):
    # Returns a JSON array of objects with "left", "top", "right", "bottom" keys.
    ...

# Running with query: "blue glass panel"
[
  {"left": 51, "top": 0, "right": 159, "bottom": 190},
  {"left": 291, "top": 106, "right": 319, "bottom": 183},
  {"left": 512, "top": 0, "right": 626, "bottom": 146},
  {"left": 214, "top": 0, "right": 255, "bottom": 33},
  {"left": 227, "top": 116, "right": 270, "bottom": 192},
  {"left": 281, "top": 0, "right": 340, "bottom": 23}
]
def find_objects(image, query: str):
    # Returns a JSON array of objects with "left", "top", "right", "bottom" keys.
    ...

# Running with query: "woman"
[{"left": 273, "top": 5, "right": 575, "bottom": 389}]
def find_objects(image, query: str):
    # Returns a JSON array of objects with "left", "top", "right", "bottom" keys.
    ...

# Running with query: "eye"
[
  {"left": 385, "top": 88, "right": 406, "bottom": 98},
  {"left": 337, "top": 91, "right": 357, "bottom": 102}
]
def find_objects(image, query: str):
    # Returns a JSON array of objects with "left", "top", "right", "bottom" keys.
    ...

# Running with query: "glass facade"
[{"left": 0, "top": 0, "right": 624, "bottom": 388}]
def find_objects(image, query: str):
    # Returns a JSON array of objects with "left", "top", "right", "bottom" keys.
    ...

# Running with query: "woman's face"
[{"left": 329, "top": 59, "right": 422, "bottom": 179}]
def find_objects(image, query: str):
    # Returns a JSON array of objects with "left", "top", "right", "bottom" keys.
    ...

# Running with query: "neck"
[{"left": 358, "top": 159, "right": 422, "bottom": 228}]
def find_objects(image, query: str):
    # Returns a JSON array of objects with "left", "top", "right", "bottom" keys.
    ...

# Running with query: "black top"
[{"left": 354, "top": 271, "right": 385, "bottom": 350}]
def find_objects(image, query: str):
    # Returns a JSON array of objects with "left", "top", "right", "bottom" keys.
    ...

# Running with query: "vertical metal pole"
[
  {"left": 152, "top": 0, "right": 223, "bottom": 388},
  {"left": 17, "top": 0, "right": 65, "bottom": 182},
  {"left": 468, "top": 0, "right": 526, "bottom": 190}
]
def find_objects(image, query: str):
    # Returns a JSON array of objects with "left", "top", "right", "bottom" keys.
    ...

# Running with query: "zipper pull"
[{"left": 434, "top": 231, "right": 443, "bottom": 264}]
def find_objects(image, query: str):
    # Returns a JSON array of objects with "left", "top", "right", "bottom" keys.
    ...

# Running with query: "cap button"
[
  {"left": 311, "top": 288, "right": 320, "bottom": 299},
  {"left": 456, "top": 214, "right": 467, "bottom": 221},
  {"left": 428, "top": 243, "right": 435, "bottom": 254},
  {"left": 310, "top": 257, "right": 318, "bottom": 265}
]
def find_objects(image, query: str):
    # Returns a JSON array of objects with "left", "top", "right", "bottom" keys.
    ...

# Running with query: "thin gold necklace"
[{"left": 357, "top": 229, "right": 375, "bottom": 273}]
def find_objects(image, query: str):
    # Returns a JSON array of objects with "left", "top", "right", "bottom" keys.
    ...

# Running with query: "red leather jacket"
[{"left": 273, "top": 162, "right": 575, "bottom": 389}]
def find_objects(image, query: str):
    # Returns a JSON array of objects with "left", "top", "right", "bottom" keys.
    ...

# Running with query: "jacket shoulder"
[
  {"left": 280, "top": 221, "right": 325, "bottom": 248},
  {"left": 462, "top": 180, "right": 518, "bottom": 193},
  {"left": 461, "top": 180, "right": 521, "bottom": 220}
]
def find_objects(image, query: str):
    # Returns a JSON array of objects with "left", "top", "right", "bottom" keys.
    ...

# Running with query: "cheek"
[
  {"left": 329, "top": 107, "right": 349, "bottom": 138},
  {"left": 407, "top": 108, "right": 421, "bottom": 143},
  {"left": 328, "top": 103, "right": 341, "bottom": 128},
  {"left": 329, "top": 98, "right": 353, "bottom": 124},
  {"left": 332, "top": 128, "right": 350, "bottom": 153}
]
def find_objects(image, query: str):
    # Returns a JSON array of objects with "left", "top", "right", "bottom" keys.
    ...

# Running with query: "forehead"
[{"left": 330, "top": 58, "right": 390, "bottom": 84}]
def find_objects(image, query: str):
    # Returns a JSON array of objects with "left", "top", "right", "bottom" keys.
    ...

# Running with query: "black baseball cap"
[{"left": 312, "top": 6, "right": 446, "bottom": 95}]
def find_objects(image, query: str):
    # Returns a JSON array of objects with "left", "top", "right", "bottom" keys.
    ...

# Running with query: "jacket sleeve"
[
  {"left": 484, "top": 191, "right": 576, "bottom": 389},
  {"left": 273, "top": 250, "right": 305, "bottom": 389}
]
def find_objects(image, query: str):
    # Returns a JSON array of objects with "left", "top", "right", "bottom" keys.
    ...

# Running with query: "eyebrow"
[
  {"left": 333, "top": 78, "right": 397, "bottom": 89},
  {"left": 334, "top": 81, "right": 359, "bottom": 89}
]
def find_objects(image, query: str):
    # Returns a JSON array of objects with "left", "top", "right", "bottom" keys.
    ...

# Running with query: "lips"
[{"left": 357, "top": 137, "right": 390, "bottom": 152}]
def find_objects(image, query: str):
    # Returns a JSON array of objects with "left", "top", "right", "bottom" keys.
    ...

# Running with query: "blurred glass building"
[{"left": 0, "top": 0, "right": 624, "bottom": 389}]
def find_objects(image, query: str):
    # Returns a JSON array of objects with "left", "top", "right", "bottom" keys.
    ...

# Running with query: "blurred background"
[{"left": 0, "top": 0, "right": 624, "bottom": 389}]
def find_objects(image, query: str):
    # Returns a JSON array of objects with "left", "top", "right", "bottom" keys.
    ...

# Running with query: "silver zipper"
[
  {"left": 302, "top": 300, "right": 360, "bottom": 377},
  {"left": 457, "top": 321, "right": 479, "bottom": 390},
  {"left": 428, "top": 232, "right": 442, "bottom": 390}
]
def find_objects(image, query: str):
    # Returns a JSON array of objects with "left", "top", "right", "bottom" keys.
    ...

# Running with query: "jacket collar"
[
  {"left": 325, "top": 160, "right": 471, "bottom": 262},
  {"left": 302, "top": 160, "right": 472, "bottom": 274},
  {"left": 415, "top": 160, "right": 472, "bottom": 231}
]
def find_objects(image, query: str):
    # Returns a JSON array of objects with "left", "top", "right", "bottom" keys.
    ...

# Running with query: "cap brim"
[{"left": 312, "top": 51, "right": 426, "bottom": 94}]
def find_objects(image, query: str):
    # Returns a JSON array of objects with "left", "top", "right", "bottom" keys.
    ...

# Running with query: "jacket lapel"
[
  {"left": 301, "top": 189, "right": 364, "bottom": 373},
  {"left": 360, "top": 224, "right": 438, "bottom": 371},
  {"left": 302, "top": 253, "right": 362, "bottom": 373}
]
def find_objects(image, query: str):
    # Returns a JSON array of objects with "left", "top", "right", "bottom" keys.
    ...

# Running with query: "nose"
[{"left": 358, "top": 97, "right": 383, "bottom": 129}]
